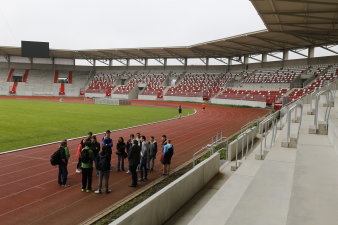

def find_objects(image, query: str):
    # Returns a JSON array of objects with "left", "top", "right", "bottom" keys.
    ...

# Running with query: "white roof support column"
[
  {"left": 308, "top": 46, "right": 315, "bottom": 58},
  {"left": 164, "top": 58, "right": 167, "bottom": 67},
  {"left": 144, "top": 58, "right": 148, "bottom": 67},
  {"left": 109, "top": 59, "right": 112, "bottom": 67},
  {"left": 262, "top": 53, "right": 268, "bottom": 63},
  {"left": 126, "top": 59, "right": 130, "bottom": 67},
  {"left": 228, "top": 57, "right": 232, "bottom": 65},
  {"left": 244, "top": 55, "right": 249, "bottom": 65},
  {"left": 283, "top": 50, "right": 289, "bottom": 61},
  {"left": 93, "top": 59, "right": 96, "bottom": 67},
  {"left": 184, "top": 57, "right": 188, "bottom": 67}
]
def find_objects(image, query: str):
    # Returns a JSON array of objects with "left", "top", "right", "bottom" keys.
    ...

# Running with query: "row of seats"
[
  {"left": 114, "top": 74, "right": 166, "bottom": 95},
  {"left": 216, "top": 88, "right": 288, "bottom": 104},
  {"left": 242, "top": 67, "right": 306, "bottom": 83},
  {"left": 165, "top": 73, "right": 232, "bottom": 98},
  {"left": 288, "top": 67, "right": 338, "bottom": 102}
]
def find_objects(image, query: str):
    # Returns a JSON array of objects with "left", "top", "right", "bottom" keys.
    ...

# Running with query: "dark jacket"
[
  {"left": 149, "top": 141, "right": 158, "bottom": 158},
  {"left": 59, "top": 147, "right": 67, "bottom": 165},
  {"left": 126, "top": 139, "right": 133, "bottom": 154},
  {"left": 96, "top": 150, "right": 110, "bottom": 171},
  {"left": 91, "top": 142, "right": 100, "bottom": 158},
  {"left": 128, "top": 144, "right": 140, "bottom": 167},
  {"left": 116, "top": 142, "right": 126, "bottom": 155}
]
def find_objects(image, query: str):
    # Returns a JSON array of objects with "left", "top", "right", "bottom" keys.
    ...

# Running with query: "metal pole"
[
  {"left": 235, "top": 139, "right": 239, "bottom": 168},
  {"left": 246, "top": 130, "right": 249, "bottom": 158},
  {"left": 264, "top": 122, "right": 267, "bottom": 148},
  {"left": 241, "top": 134, "right": 244, "bottom": 159}
]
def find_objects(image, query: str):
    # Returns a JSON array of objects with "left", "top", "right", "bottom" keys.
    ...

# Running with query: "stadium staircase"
[
  {"left": 166, "top": 81, "right": 338, "bottom": 225},
  {"left": 6, "top": 68, "right": 14, "bottom": 82},
  {"left": 9, "top": 82, "right": 18, "bottom": 94},
  {"left": 59, "top": 83, "right": 65, "bottom": 95}
]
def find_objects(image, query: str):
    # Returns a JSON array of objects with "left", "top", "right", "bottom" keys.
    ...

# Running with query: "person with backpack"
[
  {"left": 116, "top": 137, "right": 126, "bottom": 171},
  {"left": 75, "top": 139, "right": 84, "bottom": 173},
  {"left": 128, "top": 140, "right": 140, "bottom": 187},
  {"left": 81, "top": 139, "right": 95, "bottom": 192},
  {"left": 102, "top": 130, "right": 113, "bottom": 170},
  {"left": 57, "top": 139, "right": 70, "bottom": 187},
  {"left": 139, "top": 136, "right": 150, "bottom": 181},
  {"left": 91, "top": 135, "right": 100, "bottom": 176},
  {"left": 162, "top": 139, "right": 174, "bottom": 175},
  {"left": 148, "top": 136, "right": 158, "bottom": 171},
  {"left": 95, "top": 146, "right": 112, "bottom": 194}
]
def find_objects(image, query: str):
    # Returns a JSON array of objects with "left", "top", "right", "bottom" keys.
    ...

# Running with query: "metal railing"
[
  {"left": 192, "top": 130, "right": 225, "bottom": 167},
  {"left": 314, "top": 89, "right": 335, "bottom": 131},
  {"left": 285, "top": 99, "right": 303, "bottom": 146}
]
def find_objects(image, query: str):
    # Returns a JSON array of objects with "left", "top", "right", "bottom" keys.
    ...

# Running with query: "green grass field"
[{"left": 0, "top": 99, "right": 193, "bottom": 152}]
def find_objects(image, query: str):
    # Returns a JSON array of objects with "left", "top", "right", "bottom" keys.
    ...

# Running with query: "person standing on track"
[
  {"left": 91, "top": 135, "right": 100, "bottom": 176},
  {"left": 162, "top": 139, "right": 174, "bottom": 175},
  {"left": 128, "top": 140, "right": 141, "bottom": 187},
  {"left": 102, "top": 130, "right": 113, "bottom": 170},
  {"left": 202, "top": 103, "right": 206, "bottom": 112},
  {"left": 136, "top": 132, "right": 142, "bottom": 146},
  {"left": 81, "top": 139, "right": 95, "bottom": 192},
  {"left": 75, "top": 139, "right": 84, "bottom": 173},
  {"left": 149, "top": 136, "right": 158, "bottom": 171},
  {"left": 58, "top": 139, "right": 70, "bottom": 187},
  {"left": 139, "top": 136, "right": 150, "bottom": 181},
  {"left": 125, "top": 134, "right": 135, "bottom": 174},
  {"left": 95, "top": 145, "right": 112, "bottom": 194},
  {"left": 178, "top": 105, "right": 182, "bottom": 118},
  {"left": 116, "top": 137, "right": 127, "bottom": 171}
]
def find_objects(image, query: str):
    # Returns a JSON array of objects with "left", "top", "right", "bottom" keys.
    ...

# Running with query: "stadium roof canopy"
[{"left": 1, "top": 0, "right": 338, "bottom": 61}]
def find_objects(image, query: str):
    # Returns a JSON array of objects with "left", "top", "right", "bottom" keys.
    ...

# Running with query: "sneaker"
[
  {"left": 106, "top": 189, "right": 112, "bottom": 194},
  {"left": 75, "top": 169, "right": 81, "bottom": 173},
  {"left": 143, "top": 178, "right": 148, "bottom": 181},
  {"left": 128, "top": 184, "right": 137, "bottom": 188},
  {"left": 86, "top": 189, "right": 92, "bottom": 193},
  {"left": 138, "top": 178, "right": 144, "bottom": 181},
  {"left": 63, "top": 184, "right": 70, "bottom": 187},
  {"left": 81, "top": 189, "right": 86, "bottom": 192},
  {"left": 126, "top": 170, "right": 130, "bottom": 174},
  {"left": 94, "top": 190, "right": 102, "bottom": 194}
]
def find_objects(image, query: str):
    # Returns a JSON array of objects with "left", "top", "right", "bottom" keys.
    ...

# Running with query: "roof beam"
[
  {"left": 227, "top": 40, "right": 272, "bottom": 52},
  {"left": 260, "top": 10, "right": 338, "bottom": 15},
  {"left": 321, "top": 46, "right": 338, "bottom": 55},
  {"left": 208, "top": 43, "right": 252, "bottom": 54},
  {"left": 290, "top": 49, "right": 308, "bottom": 58},
  {"left": 276, "top": 0, "right": 338, "bottom": 6}
]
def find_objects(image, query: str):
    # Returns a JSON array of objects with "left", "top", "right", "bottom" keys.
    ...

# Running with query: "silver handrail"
[
  {"left": 314, "top": 89, "right": 334, "bottom": 130},
  {"left": 286, "top": 99, "right": 303, "bottom": 145}
]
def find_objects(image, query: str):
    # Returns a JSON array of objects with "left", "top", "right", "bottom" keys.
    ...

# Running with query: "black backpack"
[
  {"left": 166, "top": 146, "right": 174, "bottom": 158},
  {"left": 97, "top": 154, "right": 109, "bottom": 171},
  {"left": 50, "top": 149, "right": 61, "bottom": 166},
  {"left": 81, "top": 148, "right": 90, "bottom": 163}
]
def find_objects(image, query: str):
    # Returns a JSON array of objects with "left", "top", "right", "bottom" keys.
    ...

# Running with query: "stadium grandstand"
[{"left": 1, "top": 0, "right": 338, "bottom": 225}]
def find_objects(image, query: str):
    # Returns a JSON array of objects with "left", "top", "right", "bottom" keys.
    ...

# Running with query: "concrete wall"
[
  {"left": 211, "top": 98, "right": 266, "bottom": 108},
  {"left": 164, "top": 96, "right": 203, "bottom": 103},
  {"left": 138, "top": 95, "right": 158, "bottom": 100},
  {"left": 111, "top": 153, "right": 220, "bottom": 225}
]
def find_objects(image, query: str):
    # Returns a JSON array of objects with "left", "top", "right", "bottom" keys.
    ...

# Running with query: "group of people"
[{"left": 52, "top": 130, "right": 174, "bottom": 193}]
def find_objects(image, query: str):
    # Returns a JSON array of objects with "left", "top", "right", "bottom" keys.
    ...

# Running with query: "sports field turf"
[{"left": 0, "top": 99, "right": 193, "bottom": 152}]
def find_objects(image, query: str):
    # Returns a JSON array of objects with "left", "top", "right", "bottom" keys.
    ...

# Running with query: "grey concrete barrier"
[{"left": 110, "top": 153, "right": 220, "bottom": 225}]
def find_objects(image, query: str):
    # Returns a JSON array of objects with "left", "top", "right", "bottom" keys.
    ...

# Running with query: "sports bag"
[{"left": 50, "top": 149, "right": 61, "bottom": 166}]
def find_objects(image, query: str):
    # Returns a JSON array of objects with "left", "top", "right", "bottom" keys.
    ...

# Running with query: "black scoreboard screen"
[{"left": 21, "top": 41, "right": 49, "bottom": 58}]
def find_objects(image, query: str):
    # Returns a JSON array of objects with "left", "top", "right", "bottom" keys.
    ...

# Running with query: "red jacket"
[{"left": 76, "top": 143, "right": 83, "bottom": 158}]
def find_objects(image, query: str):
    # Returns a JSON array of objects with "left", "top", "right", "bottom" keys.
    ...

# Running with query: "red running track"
[{"left": 0, "top": 98, "right": 269, "bottom": 225}]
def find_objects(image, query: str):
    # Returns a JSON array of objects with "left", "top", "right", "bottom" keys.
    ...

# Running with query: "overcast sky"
[{"left": 0, "top": 0, "right": 266, "bottom": 50}]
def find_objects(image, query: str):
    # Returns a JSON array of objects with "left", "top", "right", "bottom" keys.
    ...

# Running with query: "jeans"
[
  {"left": 117, "top": 155, "right": 125, "bottom": 170},
  {"left": 97, "top": 170, "right": 110, "bottom": 191},
  {"left": 82, "top": 168, "right": 93, "bottom": 190},
  {"left": 58, "top": 163, "right": 68, "bottom": 185},
  {"left": 140, "top": 158, "right": 147, "bottom": 179},
  {"left": 147, "top": 156, "right": 155, "bottom": 170},
  {"left": 76, "top": 158, "right": 81, "bottom": 169}
]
